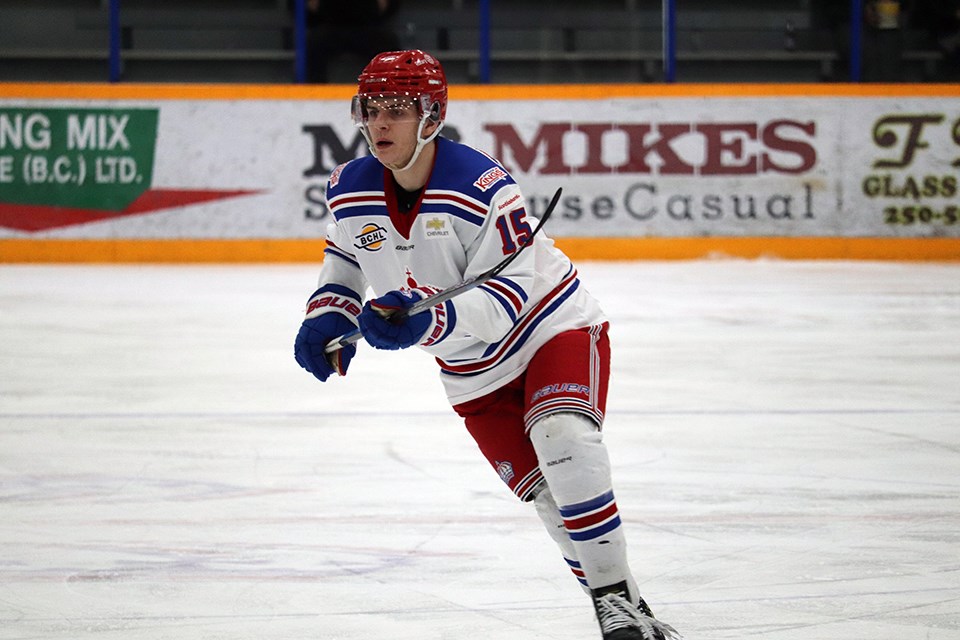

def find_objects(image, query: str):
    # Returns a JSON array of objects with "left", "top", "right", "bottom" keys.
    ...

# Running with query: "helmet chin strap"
[
  {"left": 362, "top": 114, "right": 444, "bottom": 173},
  {"left": 395, "top": 118, "right": 444, "bottom": 172}
]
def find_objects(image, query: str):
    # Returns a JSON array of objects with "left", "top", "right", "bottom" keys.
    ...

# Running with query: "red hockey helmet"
[{"left": 354, "top": 49, "right": 448, "bottom": 123}]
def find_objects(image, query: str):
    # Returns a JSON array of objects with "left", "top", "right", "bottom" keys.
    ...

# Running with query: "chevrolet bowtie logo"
[{"left": 425, "top": 217, "right": 445, "bottom": 230}]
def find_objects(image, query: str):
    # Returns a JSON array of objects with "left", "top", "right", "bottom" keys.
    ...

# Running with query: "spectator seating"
[{"left": 0, "top": 0, "right": 948, "bottom": 83}]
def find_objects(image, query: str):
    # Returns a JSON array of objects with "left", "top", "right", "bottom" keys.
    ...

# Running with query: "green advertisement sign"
[{"left": 0, "top": 107, "right": 159, "bottom": 211}]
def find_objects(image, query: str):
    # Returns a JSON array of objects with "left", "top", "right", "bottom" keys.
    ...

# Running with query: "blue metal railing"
[
  {"left": 479, "top": 0, "right": 492, "bottom": 84},
  {"left": 663, "top": 0, "right": 677, "bottom": 83},
  {"left": 293, "top": 0, "right": 307, "bottom": 84},
  {"left": 850, "top": 0, "right": 864, "bottom": 81},
  {"left": 105, "top": 1, "right": 870, "bottom": 84},
  {"left": 471, "top": 0, "right": 864, "bottom": 83},
  {"left": 108, "top": 0, "right": 121, "bottom": 82}
]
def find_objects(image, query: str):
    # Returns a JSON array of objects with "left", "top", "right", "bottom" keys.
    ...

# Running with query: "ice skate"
[{"left": 591, "top": 583, "right": 681, "bottom": 640}]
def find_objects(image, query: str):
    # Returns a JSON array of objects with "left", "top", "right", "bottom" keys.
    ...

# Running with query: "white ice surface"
[{"left": 1, "top": 260, "right": 958, "bottom": 640}]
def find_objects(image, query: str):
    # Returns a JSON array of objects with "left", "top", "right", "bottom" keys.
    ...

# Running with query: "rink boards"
[{"left": 1, "top": 82, "right": 958, "bottom": 261}]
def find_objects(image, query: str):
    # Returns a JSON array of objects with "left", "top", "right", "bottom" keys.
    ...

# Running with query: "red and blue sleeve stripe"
[{"left": 324, "top": 240, "right": 360, "bottom": 269}]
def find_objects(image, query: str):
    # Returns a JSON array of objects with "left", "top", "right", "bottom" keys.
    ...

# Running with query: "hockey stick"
[{"left": 324, "top": 186, "right": 562, "bottom": 355}]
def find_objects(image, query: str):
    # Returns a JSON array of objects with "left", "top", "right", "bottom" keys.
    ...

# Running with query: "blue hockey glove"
[
  {"left": 294, "top": 285, "right": 361, "bottom": 382},
  {"left": 358, "top": 288, "right": 456, "bottom": 350}
]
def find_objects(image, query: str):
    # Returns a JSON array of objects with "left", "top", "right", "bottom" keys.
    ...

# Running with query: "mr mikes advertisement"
[{"left": 1, "top": 91, "right": 958, "bottom": 239}]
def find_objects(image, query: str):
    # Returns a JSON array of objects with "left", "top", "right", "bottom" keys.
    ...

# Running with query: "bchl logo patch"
[
  {"left": 354, "top": 223, "right": 388, "bottom": 251},
  {"left": 473, "top": 166, "right": 507, "bottom": 192},
  {"left": 495, "top": 460, "right": 515, "bottom": 484}
]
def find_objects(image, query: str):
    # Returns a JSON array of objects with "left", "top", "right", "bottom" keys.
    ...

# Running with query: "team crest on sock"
[{"left": 495, "top": 460, "right": 515, "bottom": 484}]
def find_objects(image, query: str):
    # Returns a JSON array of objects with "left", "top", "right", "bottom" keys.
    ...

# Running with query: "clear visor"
[{"left": 351, "top": 94, "right": 424, "bottom": 126}]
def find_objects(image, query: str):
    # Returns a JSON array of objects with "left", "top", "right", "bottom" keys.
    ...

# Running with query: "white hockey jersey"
[{"left": 318, "top": 136, "right": 607, "bottom": 405}]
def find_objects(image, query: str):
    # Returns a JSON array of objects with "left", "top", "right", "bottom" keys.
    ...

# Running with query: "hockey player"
[{"left": 293, "top": 49, "right": 680, "bottom": 640}]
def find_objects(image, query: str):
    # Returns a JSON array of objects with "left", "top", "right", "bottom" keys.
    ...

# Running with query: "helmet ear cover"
[{"left": 426, "top": 99, "right": 442, "bottom": 123}]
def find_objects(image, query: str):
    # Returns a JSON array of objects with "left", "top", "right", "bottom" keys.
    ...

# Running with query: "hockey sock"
[
  {"left": 529, "top": 412, "right": 639, "bottom": 602},
  {"left": 533, "top": 485, "right": 589, "bottom": 592}
]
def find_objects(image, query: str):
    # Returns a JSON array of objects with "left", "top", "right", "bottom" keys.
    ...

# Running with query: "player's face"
[{"left": 361, "top": 96, "right": 429, "bottom": 170}]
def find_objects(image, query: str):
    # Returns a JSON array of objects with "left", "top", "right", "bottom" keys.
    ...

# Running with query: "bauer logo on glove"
[
  {"left": 306, "top": 294, "right": 362, "bottom": 317},
  {"left": 294, "top": 284, "right": 362, "bottom": 382}
]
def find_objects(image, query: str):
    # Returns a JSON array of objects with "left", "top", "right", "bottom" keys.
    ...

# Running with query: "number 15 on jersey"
[{"left": 495, "top": 208, "right": 534, "bottom": 255}]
